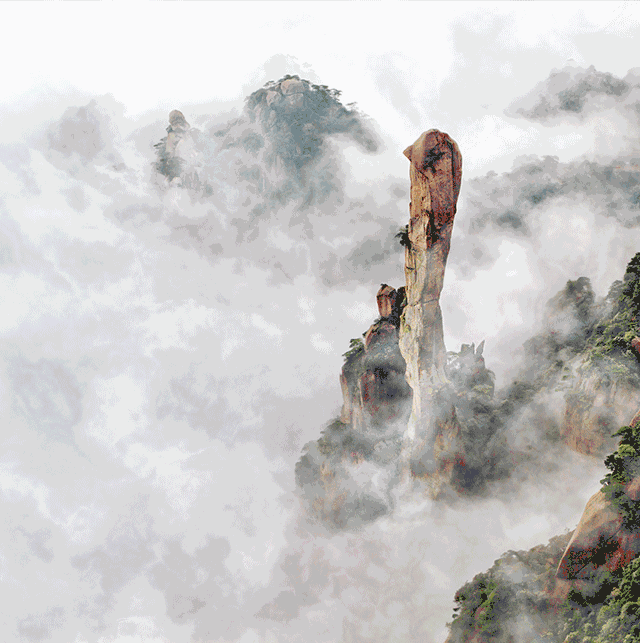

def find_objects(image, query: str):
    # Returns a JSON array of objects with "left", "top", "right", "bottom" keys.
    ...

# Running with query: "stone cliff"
[{"left": 398, "top": 130, "right": 465, "bottom": 493}]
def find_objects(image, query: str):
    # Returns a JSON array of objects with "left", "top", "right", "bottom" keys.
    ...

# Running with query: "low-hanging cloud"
[{"left": 3, "top": 53, "right": 640, "bottom": 643}]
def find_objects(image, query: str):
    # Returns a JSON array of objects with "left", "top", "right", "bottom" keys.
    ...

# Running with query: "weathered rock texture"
[
  {"left": 555, "top": 488, "right": 640, "bottom": 580},
  {"left": 398, "top": 130, "right": 464, "bottom": 487}
]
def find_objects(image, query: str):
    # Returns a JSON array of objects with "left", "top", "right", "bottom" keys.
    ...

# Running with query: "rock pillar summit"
[{"left": 399, "top": 130, "right": 464, "bottom": 485}]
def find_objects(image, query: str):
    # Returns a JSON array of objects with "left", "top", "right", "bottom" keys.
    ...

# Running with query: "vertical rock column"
[{"left": 399, "top": 130, "right": 463, "bottom": 484}]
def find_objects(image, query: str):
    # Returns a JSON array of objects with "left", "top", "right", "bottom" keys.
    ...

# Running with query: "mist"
[{"left": 3, "top": 3, "right": 640, "bottom": 643}]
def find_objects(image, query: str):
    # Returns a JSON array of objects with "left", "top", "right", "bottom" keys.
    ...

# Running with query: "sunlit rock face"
[{"left": 398, "top": 130, "right": 465, "bottom": 494}]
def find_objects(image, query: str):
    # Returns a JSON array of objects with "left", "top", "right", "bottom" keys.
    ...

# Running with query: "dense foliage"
[
  {"left": 448, "top": 533, "right": 573, "bottom": 642},
  {"left": 559, "top": 556, "right": 640, "bottom": 642},
  {"left": 395, "top": 224, "right": 410, "bottom": 249},
  {"left": 585, "top": 251, "right": 640, "bottom": 367},
  {"left": 600, "top": 423, "right": 640, "bottom": 529}
]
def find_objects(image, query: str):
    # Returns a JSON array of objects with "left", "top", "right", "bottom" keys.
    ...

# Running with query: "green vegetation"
[
  {"left": 448, "top": 405, "right": 640, "bottom": 642},
  {"left": 342, "top": 338, "right": 365, "bottom": 362},
  {"left": 244, "top": 75, "right": 377, "bottom": 173},
  {"left": 395, "top": 224, "right": 410, "bottom": 249},
  {"left": 600, "top": 423, "right": 640, "bottom": 530},
  {"left": 154, "top": 137, "right": 183, "bottom": 181},
  {"left": 448, "top": 533, "right": 573, "bottom": 642},
  {"left": 584, "top": 251, "right": 640, "bottom": 367}
]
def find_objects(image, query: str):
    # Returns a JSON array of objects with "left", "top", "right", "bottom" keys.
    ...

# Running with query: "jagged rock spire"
[{"left": 399, "top": 130, "right": 464, "bottom": 491}]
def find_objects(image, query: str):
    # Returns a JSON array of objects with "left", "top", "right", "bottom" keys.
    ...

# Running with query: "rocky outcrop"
[
  {"left": 245, "top": 75, "right": 378, "bottom": 175},
  {"left": 154, "top": 110, "right": 204, "bottom": 189},
  {"left": 398, "top": 130, "right": 465, "bottom": 490},
  {"left": 446, "top": 531, "right": 576, "bottom": 643},
  {"left": 295, "top": 283, "right": 412, "bottom": 530},
  {"left": 507, "top": 272, "right": 640, "bottom": 459},
  {"left": 555, "top": 488, "right": 640, "bottom": 580},
  {"left": 340, "top": 284, "right": 411, "bottom": 435},
  {"left": 556, "top": 410, "right": 640, "bottom": 582}
]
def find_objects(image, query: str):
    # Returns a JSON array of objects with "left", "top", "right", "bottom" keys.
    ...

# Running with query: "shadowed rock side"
[{"left": 399, "top": 130, "right": 465, "bottom": 494}]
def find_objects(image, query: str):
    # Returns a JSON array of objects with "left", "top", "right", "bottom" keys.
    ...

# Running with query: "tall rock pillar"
[{"left": 399, "top": 130, "right": 463, "bottom": 486}]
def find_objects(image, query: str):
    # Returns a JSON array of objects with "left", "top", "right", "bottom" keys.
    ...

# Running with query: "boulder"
[
  {"left": 398, "top": 130, "right": 465, "bottom": 491},
  {"left": 376, "top": 284, "right": 398, "bottom": 318}
]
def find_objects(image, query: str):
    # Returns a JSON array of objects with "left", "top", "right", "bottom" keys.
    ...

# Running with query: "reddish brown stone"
[
  {"left": 376, "top": 284, "right": 397, "bottom": 318},
  {"left": 556, "top": 488, "right": 640, "bottom": 579}
]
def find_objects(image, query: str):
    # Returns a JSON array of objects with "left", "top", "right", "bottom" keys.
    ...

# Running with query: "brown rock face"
[
  {"left": 376, "top": 284, "right": 398, "bottom": 318},
  {"left": 364, "top": 320, "right": 397, "bottom": 350},
  {"left": 556, "top": 486, "right": 640, "bottom": 579},
  {"left": 398, "top": 130, "right": 464, "bottom": 488}
]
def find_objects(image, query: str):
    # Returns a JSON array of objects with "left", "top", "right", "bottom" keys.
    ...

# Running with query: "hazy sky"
[{"left": 2, "top": 3, "right": 640, "bottom": 643}]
